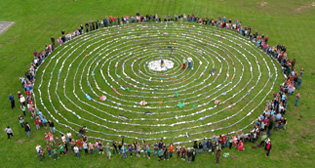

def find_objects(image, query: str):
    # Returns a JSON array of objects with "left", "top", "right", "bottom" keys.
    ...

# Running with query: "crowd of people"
[{"left": 4, "top": 12, "right": 304, "bottom": 164}]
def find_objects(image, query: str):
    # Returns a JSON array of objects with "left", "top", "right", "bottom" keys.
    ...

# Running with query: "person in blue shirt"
[
  {"left": 9, "top": 93, "right": 15, "bottom": 109},
  {"left": 202, "top": 139, "right": 207, "bottom": 152},
  {"left": 206, "top": 139, "right": 212, "bottom": 152},
  {"left": 120, "top": 145, "right": 127, "bottom": 158},
  {"left": 276, "top": 113, "right": 282, "bottom": 121}
]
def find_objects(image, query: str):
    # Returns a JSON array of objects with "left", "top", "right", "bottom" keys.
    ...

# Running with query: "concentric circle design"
[{"left": 34, "top": 22, "right": 280, "bottom": 144}]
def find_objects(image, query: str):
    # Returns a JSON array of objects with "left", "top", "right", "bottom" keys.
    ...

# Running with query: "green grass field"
[{"left": 0, "top": 0, "right": 314, "bottom": 167}]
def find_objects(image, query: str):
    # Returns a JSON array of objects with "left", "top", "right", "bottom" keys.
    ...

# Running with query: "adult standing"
[
  {"left": 4, "top": 126, "right": 14, "bottom": 141},
  {"left": 51, "top": 36, "right": 55, "bottom": 50},
  {"left": 187, "top": 56, "right": 193, "bottom": 69},
  {"left": 296, "top": 77, "right": 302, "bottom": 90},
  {"left": 295, "top": 93, "right": 300, "bottom": 106},
  {"left": 216, "top": 146, "right": 221, "bottom": 165},
  {"left": 48, "top": 120, "right": 55, "bottom": 134},
  {"left": 24, "top": 122, "right": 31, "bottom": 137},
  {"left": 112, "top": 140, "right": 118, "bottom": 154},
  {"left": 9, "top": 93, "right": 15, "bottom": 109}
]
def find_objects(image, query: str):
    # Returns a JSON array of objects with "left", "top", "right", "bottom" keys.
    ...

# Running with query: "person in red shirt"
[
  {"left": 221, "top": 135, "right": 226, "bottom": 149},
  {"left": 265, "top": 35, "right": 269, "bottom": 44},
  {"left": 181, "top": 146, "right": 186, "bottom": 160},
  {"left": 34, "top": 119, "right": 40, "bottom": 130},
  {"left": 169, "top": 143, "right": 174, "bottom": 158},
  {"left": 266, "top": 142, "right": 272, "bottom": 157},
  {"left": 77, "top": 139, "right": 82, "bottom": 151}
]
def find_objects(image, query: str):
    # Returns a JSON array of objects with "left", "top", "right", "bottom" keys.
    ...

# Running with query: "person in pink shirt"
[
  {"left": 89, "top": 143, "right": 94, "bottom": 155},
  {"left": 238, "top": 141, "right": 244, "bottom": 151}
]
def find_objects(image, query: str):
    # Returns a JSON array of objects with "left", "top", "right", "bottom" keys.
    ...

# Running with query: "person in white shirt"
[
  {"left": 187, "top": 56, "right": 193, "bottom": 69},
  {"left": 19, "top": 95, "right": 25, "bottom": 106},
  {"left": 61, "top": 134, "right": 66, "bottom": 144},
  {"left": 35, "top": 144, "right": 42, "bottom": 156},
  {"left": 4, "top": 126, "right": 14, "bottom": 141},
  {"left": 74, "top": 145, "right": 80, "bottom": 157},
  {"left": 66, "top": 131, "right": 72, "bottom": 142}
]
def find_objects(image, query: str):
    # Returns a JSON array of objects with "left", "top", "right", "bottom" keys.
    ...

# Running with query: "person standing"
[
  {"left": 106, "top": 143, "right": 111, "bottom": 159},
  {"left": 147, "top": 144, "right": 151, "bottom": 159},
  {"left": 216, "top": 146, "right": 221, "bottom": 165},
  {"left": 112, "top": 140, "right": 118, "bottom": 154},
  {"left": 59, "top": 143, "right": 66, "bottom": 156},
  {"left": 296, "top": 77, "right": 302, "bottom": 90},
  {"left": 169, "top": 143, "right": 174, "bottom": 158},
  {"left": 153, "top": 141, "right": 158, "bottom": 156},
  {"left": 176, "top": 144, "right": 181, "bottom": 158},
  {"left": 295, "top": 93, "right": 300, "bottom": 106},
  {"left": 142, "top": 140, "right": 147, "bottom": 157},
  {"left": 187, "top": 56, "right": 193, "bottom": 69},
  {"left": 121, "top": 145, "right": 127, "bottom": 158},
  {"left": 163, "top": 145, "right": 169, "bottom": 160},
  {"left": 20, "top": 105, "right": 26, "bottom": 116},
  {"left": 51, "top": 36, "right": 55, "bottom": 50},
  {"left": 4, "top": 126, "right": 14, "bottom": 141},
  {"left": 39, "top": 147, "right": 45, "bottom": 162},
  {"left": 74, "top": 145, "right": 80, "bottom": 157},
  {"left": 18, "top": 114, "right": 25, "bottom": 128},
  {"left": 48, "top": 120, "right": 55, "bottom": 134},
  {"left": 266, "top": 142, "right": 272, "bottom": 157},
  {"left": 158, "top": 148, "right": 164, "bottom": 161},
  {"left": 192, "top": 149, "right": 196, "bottom": 162},
  {"left": 9, "top": 93, "right": 15, "bottom": 109},
  {"left": 181, "top": 146, "right": 186, "bottom": 160},
  {"left": 89, "top": 143, "right": 94, "bottom": 155},
  {"left": 24, "top": 122, "right": 31, "bottom": 137},
  {"left": 187, "top": 149, "right": 192, "bottom": 163},
  {"left": 182, "top": 58, "right": 186, "bottom": 69},
  {"left": 52, "top": 147, "right": 59, "bottom": 160}
]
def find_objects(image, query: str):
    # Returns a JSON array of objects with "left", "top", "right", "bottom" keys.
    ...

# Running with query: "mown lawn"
[{"left": 0, "top": 0, "right": 314, "bottom": 167}]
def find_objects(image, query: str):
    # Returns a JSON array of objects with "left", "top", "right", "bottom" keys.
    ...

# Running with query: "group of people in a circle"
[{"left": 3, "top": 12, "right": 304, "bottom": 165}]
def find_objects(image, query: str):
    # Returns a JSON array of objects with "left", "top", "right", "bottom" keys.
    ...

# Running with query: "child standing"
[
  {"left": 49, "top": 132, "right": 56, "bottom": 145},
  {"left": 98, "top": 140, "right": 104, "bottom": 154},
  {"left": 74, "top": 145, "right": 80, "bottom": 157},
  {"left": 89, "top": 143, "right": 94, "bottom": 155},
  {"left": 158, "top": 148, "right": 164, "bottom": 161},
  {"left": 153, "top": 142, "right": 158, "bottom": 157},
  {"left": 147, "top": 144, "right": 151, "bottom": 159},
  {"left": 46, "top": 145, "right": 51, "bottom": 157},
  {"left": 106, "top": 143, "right": 111, "bottom": 159},
  {"left": 181, "top": 146, "right": 186, "bottom": 160},
  {"left": 83, "top": 142, "right": 88, "bottom": 154},
  {"left": 128, "top": 144, "right": 133, "bottom": 157},
  {"left": 176, "top": 144, "right": 181, "bottom": 158},
  {"left": 34, "top": 119, "right": 40, "bottom": 130},
  {"left": 45, "top": 133, "right": 49, "bottom": 144},
  {"left": 52, "top": 148, "right": 59, "bottom": 160},
  {"left": 169, "top": 143, "right": 174, "bottom": 158},
  {"left": 18, "top": 114, "right": 25, "bottom": 128},
  {"left": 59, "top": 143, "right": 65, "bottom": 156}
]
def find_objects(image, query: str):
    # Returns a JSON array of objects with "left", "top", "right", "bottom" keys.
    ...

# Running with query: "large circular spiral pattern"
[{"left": 34, "top": 22, "right": 280, "bottom": 144}]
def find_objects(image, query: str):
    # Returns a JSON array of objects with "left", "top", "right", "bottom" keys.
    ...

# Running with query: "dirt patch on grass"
[
  {"left": 16, "top": 138, "right": 24, "bottom": 144},
  {"left": 257, "top": 1, "right": 268, "bottom": 8},
  {"left": 294, "top": 2, "right": 315, "bottom": 13}
]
